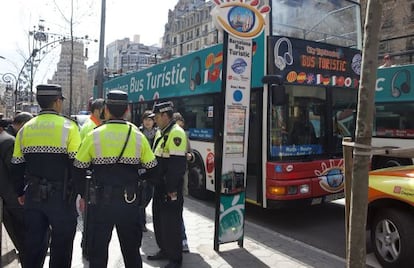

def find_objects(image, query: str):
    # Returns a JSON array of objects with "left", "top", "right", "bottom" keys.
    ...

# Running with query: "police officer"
[
  {"left": 74, "top": 90, "right": 158, "bottom": 268},
  {"left": 80, "top": 98, "right": 105, "bottom": 140},
  {"left": 147, "top": 101, "right": 187, "bottom": 268},
  {"left": 78, "top": 97, "right": 104, "bottom": 258},
  {"left": 11, "top": 84, "right": 81, "bottom": 268}
]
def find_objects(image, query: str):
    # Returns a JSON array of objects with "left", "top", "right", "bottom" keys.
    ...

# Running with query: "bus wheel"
[{"left": 188, "top": 160, "right": 208, "bottom": 200}]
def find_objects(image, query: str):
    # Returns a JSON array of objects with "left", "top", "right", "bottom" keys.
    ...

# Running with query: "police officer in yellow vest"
[
  {"left": 11, "top": 84, "right": 81, "bottom": 268},
  {"left": 79, "top": 98, "right": 105, "bottom": 140},
  {"left": 147, "top": 101, "right": 187, "bottom": 268},
  {"left": 74, "top": 90, "right": 158, "bottom": 268}
]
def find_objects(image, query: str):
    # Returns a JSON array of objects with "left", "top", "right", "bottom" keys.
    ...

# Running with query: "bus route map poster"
[
  {"left": 218, "top": 33, "right": 252, "bottom": 246},
  {"left": 211, "top": 0, "right": 270, "bottom": 250}
]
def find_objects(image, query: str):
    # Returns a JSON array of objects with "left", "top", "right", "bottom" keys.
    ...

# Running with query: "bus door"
[{"left": 246, "top": 88, "right": 263, "bottom": 204}]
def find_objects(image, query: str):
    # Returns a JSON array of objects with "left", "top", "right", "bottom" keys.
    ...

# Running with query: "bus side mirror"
[
  {"left": 271, "top": 85, "right": 287, "bottom": 105},
  {"left": 262, "top": 75, "right": 286, "bottom": 106}
]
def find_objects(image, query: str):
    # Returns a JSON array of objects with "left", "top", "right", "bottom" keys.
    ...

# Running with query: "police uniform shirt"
[
  {"left": 80, "top": 115, "right": 100, "bottom": 140},
  {"left": 74, "top": 121, "right": 157, "bottom": 184},
  {"left": 11, "top": 110, "right": 81, "bottom": 196},
  {"left": 153, "top": 122, "right": 187, "bottom": 193}
]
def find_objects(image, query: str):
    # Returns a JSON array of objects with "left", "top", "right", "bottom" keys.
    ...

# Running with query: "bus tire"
[
  {"left": 372, "top": 156, "right": 412, "bottom": 170},
  {"left": 188, "top": 157, "right": 208, "bottom": 200}
]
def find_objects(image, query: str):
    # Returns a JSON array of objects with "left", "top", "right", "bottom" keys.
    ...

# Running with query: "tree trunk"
[{"left": 347, "top": 1, "right": 383, "bottom": 267}]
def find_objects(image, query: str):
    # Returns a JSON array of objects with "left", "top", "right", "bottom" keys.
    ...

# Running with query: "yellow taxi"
[{"left": 368, "top": 166, "right": 414, "bottom": 268}]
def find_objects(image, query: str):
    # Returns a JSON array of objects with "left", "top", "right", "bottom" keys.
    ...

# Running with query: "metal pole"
[
  {"left": 342, "top": 137, "right": 353, "bottom": 256},
  {"left": 96, "top": 0, "right": 106, "bottom": 98}
]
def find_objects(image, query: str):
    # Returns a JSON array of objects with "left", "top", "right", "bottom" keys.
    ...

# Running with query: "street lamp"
[{"left": 1, "top": 72, "right": 17, "bottom": 117}]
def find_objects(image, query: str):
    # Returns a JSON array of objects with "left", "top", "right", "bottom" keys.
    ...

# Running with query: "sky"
[{"left": 0, "top": 0, "right": 177, "bottom": 85}]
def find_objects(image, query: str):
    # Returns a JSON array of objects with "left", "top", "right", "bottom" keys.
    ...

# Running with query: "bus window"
[
  {"left": 269, "top": 86, "right": 358, "bottom": 159},
  {"left": 374, "top": 103, "right": 414, "bottom": 138},
  {"left": 332, "top": 88, "right": 357, "bottom": 151},
  {"left": 175, "top": 95, "right": 215, "bottom": 141},
  {"left": 289, "top": 104, "right": 318, "bottom": 145},
  {"left": 269, "top": 85, "right": 326, "bottom": 158}
]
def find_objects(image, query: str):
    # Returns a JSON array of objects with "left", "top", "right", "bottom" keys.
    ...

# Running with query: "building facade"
[
  {"left": 360, "top": 0, "right": 414, "bottom": 65},
  {"left": 161, "top": 0, "right": 221, "bottom": 60},
  {"left": 87, "top": 0, "right": 414, "bottom": 93},
  {"left": 105, "top": 35, "right": 162, "bottom": 75},
  {"left": 48, "top": 40, "right": 89, "bottom": 114}
]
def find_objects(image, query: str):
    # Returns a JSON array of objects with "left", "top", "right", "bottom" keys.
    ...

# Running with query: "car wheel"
[{"left": 371, "top": 208, "right": 414, "bottom": 268}]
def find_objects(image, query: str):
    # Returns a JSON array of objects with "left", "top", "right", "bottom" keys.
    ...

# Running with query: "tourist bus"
[
  {"left": 372, "top": 64, "right": 414, "bottom": 169},
  {"left": 100, "top": 0, "right": 362, "bottom": 208}
]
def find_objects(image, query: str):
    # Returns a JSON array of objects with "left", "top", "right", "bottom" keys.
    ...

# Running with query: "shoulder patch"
[{"left": 173, "top": 137, "right": 182, "bottom": 146}]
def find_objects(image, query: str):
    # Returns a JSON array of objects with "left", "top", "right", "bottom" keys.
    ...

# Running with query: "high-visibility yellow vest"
[
  {"left": 12, "top": 111, "right": 81, "bottom": 163},
  {"left": 80, "top": 115, "right": 100, "bottom": 140},
  {"left": 153, "top": 122, "right": 187, "bottom": 158},
  {"left": 74, "top": 120, "right": 156, "bottom": 169}
]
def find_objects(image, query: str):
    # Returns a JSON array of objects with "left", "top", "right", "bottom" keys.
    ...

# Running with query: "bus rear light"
[
  {"left": 268, "top": 186, "right": 286, "bottom": 195},
  {"left": 299, "top": 184, "right": 310, "bottom": 194}
]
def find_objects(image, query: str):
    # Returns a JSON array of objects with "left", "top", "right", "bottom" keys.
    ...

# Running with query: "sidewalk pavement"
[{"left": 2, "top": 196, "right": 376, "bottom": 268}]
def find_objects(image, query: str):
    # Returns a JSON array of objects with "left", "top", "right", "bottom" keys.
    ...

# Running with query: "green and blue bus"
[
  {"left": 372, "top": 64, "right": 414, "bottom": 169},
  {"left": 99, "top": 0, "right": 362, "bottom": 208}
]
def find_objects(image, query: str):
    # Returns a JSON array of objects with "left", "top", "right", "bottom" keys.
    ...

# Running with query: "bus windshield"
[
  {"left": 269, "top": 85, "right": 357, "bottom": 159},
  {"left": 271, "top": 0, "right": 361, "bottom": 48}
]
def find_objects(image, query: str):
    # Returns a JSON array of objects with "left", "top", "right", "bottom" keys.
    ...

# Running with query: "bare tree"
[{"left": 347, "top": 1, "right": 383, "bottom": 267}]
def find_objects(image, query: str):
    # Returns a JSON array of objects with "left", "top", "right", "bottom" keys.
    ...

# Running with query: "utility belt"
[
  {"left": 88, "top": 180, "right": 148, "bottom": 206},
  {"left": 25, "top": 174, "right": 72, "bottom": 203}
]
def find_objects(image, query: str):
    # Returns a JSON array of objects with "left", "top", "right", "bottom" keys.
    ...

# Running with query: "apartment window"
[
  {"left": 382, "top": 10, "right": 393, "bottom": 28},
  {"left": 411, "top": 4, "right": 414, "bottom": 22},
  {"left": 196, "top": 28, "right": 200, "bottom": 37}
]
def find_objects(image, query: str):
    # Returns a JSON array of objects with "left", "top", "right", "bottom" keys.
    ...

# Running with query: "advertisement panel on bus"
[
  {"left": 268, "top": 36, "right": 361, "bottom": 88},
  {"left": 101, "top": 34, "right": 265, "bottom": 101},
  {"left": 376, "top": 64, "right": 413, "bottom": 102}
]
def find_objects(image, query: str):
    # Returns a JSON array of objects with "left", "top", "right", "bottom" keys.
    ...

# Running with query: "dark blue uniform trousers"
[
  {"left": 152, "top": 189, "right": 183, "bottom": 264},
  {"left": 23, "top": 192, "right": 77, "bottom": 268},
  {"left": 87, "top": 198, "right": 143, "bottom": 268}
]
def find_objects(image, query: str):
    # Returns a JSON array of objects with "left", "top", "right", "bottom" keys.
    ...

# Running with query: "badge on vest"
[{"left": 173, "top": 137, "right": 182, "bottom": 146}]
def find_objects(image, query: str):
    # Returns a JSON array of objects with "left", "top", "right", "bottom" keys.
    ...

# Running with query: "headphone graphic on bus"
[
  {"left": 189, "top": 56, "right": 201, "bottom": 90},
  {"left": 391, "top": 69, "right": 411, "bottom": 98},
  {"left": 274, "top": 37, "right": 293, "bottom": 71}
]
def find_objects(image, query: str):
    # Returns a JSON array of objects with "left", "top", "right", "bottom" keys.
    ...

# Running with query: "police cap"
[
  {"left": 152, "top": 101, "right": 174, "bottom": 114},
  {"left": 36, "top": 84, "right": 65, "bottom": 99},
  {"left": 106, "top": 90, "right": 128, "bottom": 105},
  {"left": 142, "top": 110, "right": 155, "bottom": 120}
]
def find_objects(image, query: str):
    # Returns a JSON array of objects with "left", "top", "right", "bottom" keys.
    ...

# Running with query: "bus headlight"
[{"left": 299, "top": 184, "right": 310, "bottom": 194}]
